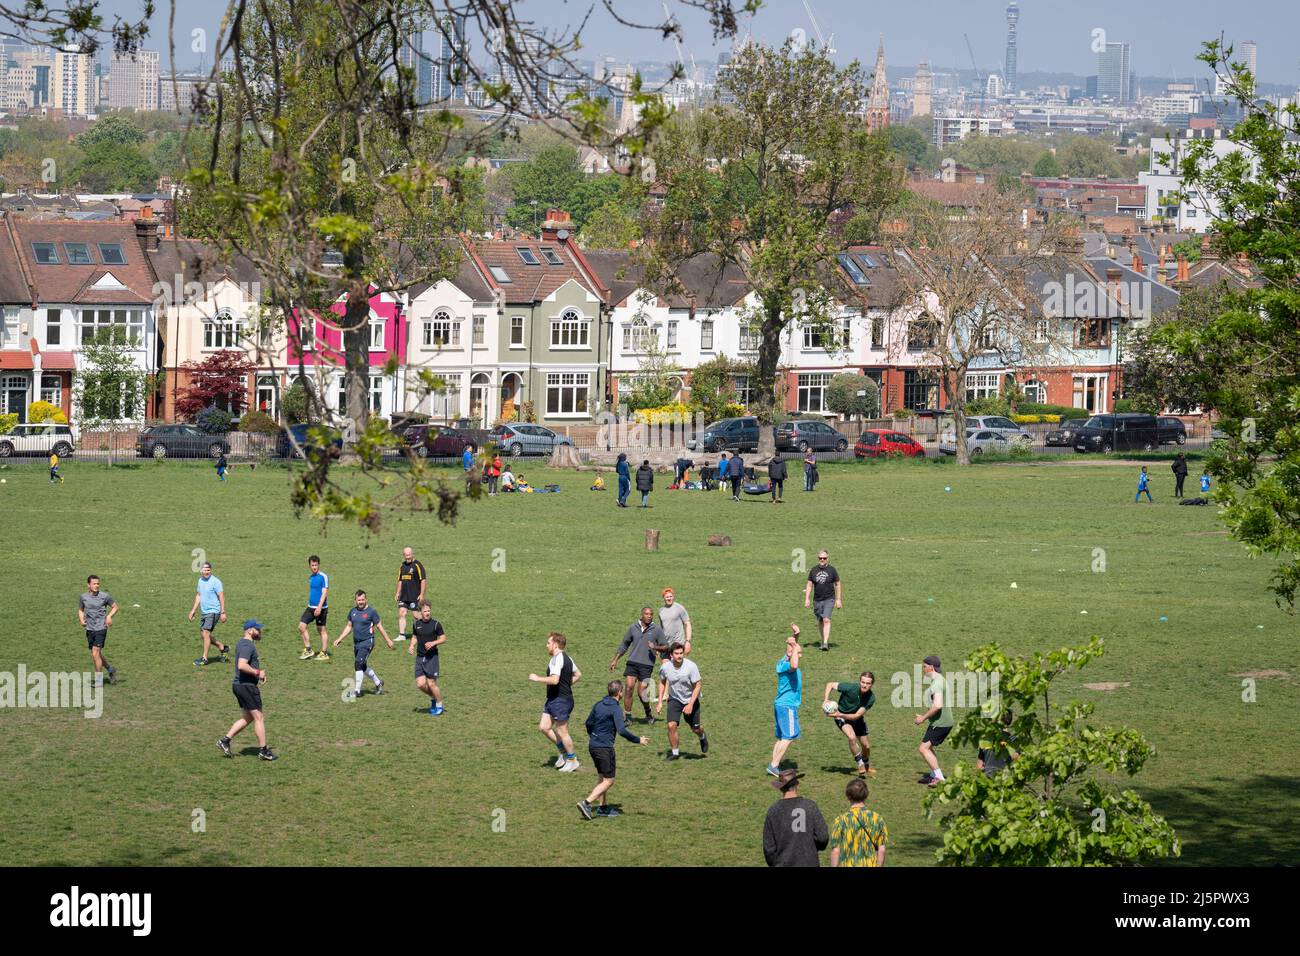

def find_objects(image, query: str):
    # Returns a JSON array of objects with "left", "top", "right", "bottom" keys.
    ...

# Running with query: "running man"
[
  {"left": 217, "top": 620, "right": 276, "bottom": 761},
  {"left": 188, "top": 561, "right": 230, "bottom": 667},
  {"left": 394, "top": 547, "right": 427, "bottom": 643},
  {"left": 657, "top": 643, "right": 707, "bottom": 760},
  {"left": 334, "top": 590, "right": 394, "bottom": 699},
  {"left": 49, "top": 449, "right": 64, "bottom": 484},
  {"left": 578, "top": 680, "right": 649, "bottom": 819},
  {"left": 530, "top": 631, "right": 582, "bottom": 772},
  {"left": 823, "top": 672, "right": 876, "bottom": 776},
  {"left": 767, "top": 624, "right": 803, "bottom": 776},
  {"left": 804, "top": 550, "right": 842, "bottom": 652},
  {"left": 298, "top": 555, "right": 330, "bottom": 661},
  {"left": 609, "top": 606, "right": 663, "bottom": 724},
  {"left": 78, "top": 574, "right": 118, "bottom": 686},
  {"left": 408, "top": 600, "right": 446, "bottom": 715},
  {"left": 914, "top": 655, "right": 953, "bottom": 788}
]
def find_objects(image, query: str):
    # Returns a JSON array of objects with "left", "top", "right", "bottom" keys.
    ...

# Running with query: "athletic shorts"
[
  {"left": 415, "top": 655, "right": 440, "bottom": 680},
  {"left": 813, "top": 598, "right": 835, "bottom": 620},
  {"left": 667, "top": 697, "right": 702, "bottom": 730},
  {"left": 835, "top": 716, "right": 868, "bottom": 737},
  {"left": 398, "top": 599, "right": 421, "bottom": 611},
  {"left": 353, "top": 639, "right": 375, "bottom": 670},
  {"left": 590, "top": 746, "right": 616, "bottom": 779},
  {"left": 922, "top": 724, "right": 952, "bottom": 747},
  {"left": 199, "top": 612, "right": 220, "bottom": 633},
  {"left": 623, "top": 660, "right": 652, "bottom": 681},
  {"left": 543, "top": 697, "right": 574, "bottom": 722},
  {"left": 232, "top": 683, "right": 263, "bottom": 712},
  {"left": 774, "top": 704, "right": 801, "bottom": 740},
  {"left": 85, "top": 629, "right": 107, "bottom": 649},
  {"left": 300, "top": 607, "right": 328, "bottom": 627}
]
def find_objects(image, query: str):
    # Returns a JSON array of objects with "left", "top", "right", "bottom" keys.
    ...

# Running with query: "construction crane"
[
  {"left": 963, "top": 33, "right": 986, "bottom": 112},
  {"left": 662, "top": 2, "right": 700, "bottom": 87},
  {"left": 801, "top": 0, "right": 835, "bottom": 56}
]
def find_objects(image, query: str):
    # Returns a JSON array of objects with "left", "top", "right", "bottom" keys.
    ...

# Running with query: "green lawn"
[{"left": 1, "top": 456, "right": 1296, "bottom": 866}]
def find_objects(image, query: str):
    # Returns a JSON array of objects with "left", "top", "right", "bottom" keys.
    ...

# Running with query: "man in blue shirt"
[
  {"left": 578, "top": 679, "right": 648, "bottom": 819},
  {"left": 298, "top": 555, "right": 331, "bottom": 661},
  {"left": 187, "top": 562, "right": 230, "bottom": 667},
  {"left": 334, "top": 589, "right": 395, "bottom": 699},
  {"left": 767, "top": 624, "right": 803, "bottom": 776}
]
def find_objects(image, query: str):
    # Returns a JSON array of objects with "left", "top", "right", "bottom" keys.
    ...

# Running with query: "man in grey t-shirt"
[
  {"left": 609, "top": 606, "right": 663, "bottom": 724},
  {"left": 657, "top": 589, "right": 692, "bottom": 658},
  {"left": 656, "top": 643, "right": 707, "bottom": 759},
  {"left": 78, "top": 574, "right": 119, "bottom": 685}
]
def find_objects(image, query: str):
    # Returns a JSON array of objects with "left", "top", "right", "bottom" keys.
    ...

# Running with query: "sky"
[{"left": 88, "top": 0, "right": 1300, "bottom": 85}]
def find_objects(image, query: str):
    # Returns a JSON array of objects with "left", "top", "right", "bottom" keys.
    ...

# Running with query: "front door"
[
  {"left": 1, "top": 376, "right": 28, "bottom": 423},
  {"left": 500, "top": 375, "right": 519, "bottom": 422}
]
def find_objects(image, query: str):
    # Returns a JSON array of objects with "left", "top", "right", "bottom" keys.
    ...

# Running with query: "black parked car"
[
  {"left": 137, "top": 424, "right": 231, "bottom": 460},
  {"left": 689, "top": 416, "right": 760, "bottom": 453},
  {"left": 1073, "top": 413, "right": 1159, "bottom": 453},
  {"left": 1157, "top": 416, "right": 1188, "bottom": 445},
  {"left": 774, "top": 419, "right": 849, "bottom": 453},
  {"left": 276, "top": 423, "right": 343, "bottom": 459},
  {"left": 1045, "top": 418, "right": 1090, "bottom": 447}
]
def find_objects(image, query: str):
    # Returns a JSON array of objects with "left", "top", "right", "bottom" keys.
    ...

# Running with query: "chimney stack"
[
  {"left": 1176, "top": 254, "right": 1189, "bottom": 283},
  {"left": 135, "top": 204, "right": 161, "bottom": 252},
  {"left": 540, "top": 208, "right": 572, "bottom": 242},
  {"left": 1131, "top": 247, "right": 1142, "bottom": 273}
]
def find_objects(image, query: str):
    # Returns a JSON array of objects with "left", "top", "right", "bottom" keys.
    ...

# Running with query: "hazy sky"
[{"left": 90, "top": 0, "right": 1299, "bottom": 84}]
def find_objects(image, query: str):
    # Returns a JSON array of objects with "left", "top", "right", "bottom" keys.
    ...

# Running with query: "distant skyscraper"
[
  {"left": 913, "top": 60, "right": 932, "bottom": 117},
  {"left": 103, "top": 49, "right": 159, "bottom": 111},
  {"left": 1004, "top": 2, "right": 1019, "bottom": 95},
  {"left": 1097, "top": 41, "right": 1132, "bottom": 102},
  {"left": 986, "top": 73, "right": 1004, "bottom": 99},
  {"left": 866, "top": 38, "right": 890, "bottom": 134},
  {"left": 51, "top": 45, "right": 96, "bottom": 117},
  {"left": 1240, "top": 40, "right": 1257, "bottom": 77},
  {"left": 432, "top": 13, "right": 468, "bottom": 102}
]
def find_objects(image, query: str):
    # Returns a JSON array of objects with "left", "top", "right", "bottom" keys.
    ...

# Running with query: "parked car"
[
  {"left": 1157, "top": 416, "right": 1188, "bottom": 445},
  {"left": 774, "top": 419, "right": 849, "bottom": 453},
  {"left": 939, "top": 429, "right": 1011, "bottom": 456},
  {"left": 689, "top": 416, "right": 760, "bottom": 453},
  {"left": 854, "top": 429, "right": 925, "bottom": 458},
  {"left": 1045, "top": 418, "right": 1090, "bottom": 447},
  {"left": 403, "top": 423, "right": 473, "bottom": 459},
  {"left": 0, "top": 422, "right": 75, "bottom": 458},
  {"left": 1073, "top": 413, "right": 1159, "bottom": 453},
  {"left": 941, "top": 415, "right": 1034, "bottom": 446},
  {"left": 137, "top": 424, "right": 231, "bottom": 460},
  {"left": 487, "top": 423, "right": 574, "bottom": 457},
  {"left": 276, "top": 423, "right": 343, "bottom": 459}
]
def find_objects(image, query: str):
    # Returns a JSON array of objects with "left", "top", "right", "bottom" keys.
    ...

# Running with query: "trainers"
[
  {"left": 864, "top": 766, "right": 877, "bottom": 776},
  {"left": 700, "top": 734, "right": 709, "bottom": 755},
  {"left": 373, "top": 680, "right": 384, "bottom": 695},
  {"left": 217, "top": 737, "right": 232, "bottom": 757},
  {"left": 299, "top": 648, "right": 315, "bottom": 661},
  {"left": 314, "top": 651, "right": 331, "bottom": 661},
  {"left": 665, "top": 752, "right": 679, "bottom": 762},
  {"left": 596, "top": 806, "right": 621, "bottom": 818},
  {"left": 345, "top": 689, "right": 359, "bottom": 700},
  {"left": 258, "top": 747, "right": 278, "bottom": 761},
  {"left": 559, "top": 759, "right": 580, "bottom": 773},
  {"left": 577, "top": 800, "right": 594, "bottom": 821},
  {"left": 429, "top": 705, "right": 444, "bottom": 716},
  {"left": 644, "top": 715, "right": 657, "bottom": 725},
  {"left": 193, "top": 658, "right": 209, "bottom": 667},
  {"left": 554, "top": 754, "right": 567, "bottom": 769},
  {"left": 106, "top": 666, "right": 117, "bottom": 685},
  {"left": 765, "top": 764, "right": 780, "bottom": 777}
]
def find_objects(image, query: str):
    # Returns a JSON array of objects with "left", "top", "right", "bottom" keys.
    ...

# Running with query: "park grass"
[{"left": 0, "top": 454, "right": 1296, "bottom": 867}]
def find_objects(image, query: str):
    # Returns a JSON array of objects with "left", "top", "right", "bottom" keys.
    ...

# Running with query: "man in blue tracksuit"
[
  {"left": 616, "top": 453, "right": 630, "bottom": 508},
  {"left": 578, "top": 680, "right": 648, "bottom": 819},
  {"left": 1135, "top": 466, "right": 1153, "bottom": 502}
]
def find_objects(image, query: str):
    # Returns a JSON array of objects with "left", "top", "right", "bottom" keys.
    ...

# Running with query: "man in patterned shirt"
[{"left": 828, "top": 779, "right": 888, "bottom": 867}]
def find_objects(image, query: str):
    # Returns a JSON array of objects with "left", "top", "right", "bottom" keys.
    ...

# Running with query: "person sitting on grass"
[
  {"left": 501, "top": 468, "right": 516, "bottom": 492},
  {"left": 590, "top": 474, "right": 606, "bottom": 491}
]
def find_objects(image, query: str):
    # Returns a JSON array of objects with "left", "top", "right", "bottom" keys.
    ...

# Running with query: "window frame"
[
  {"left": 550, "top": 308, "right": 589, "bottom": 349},
  {"left": 96, "top": 243, "right": 127, "bottom": 265},
  {"left": 545, "top": 370, "right": 591, "bottom": 417}
]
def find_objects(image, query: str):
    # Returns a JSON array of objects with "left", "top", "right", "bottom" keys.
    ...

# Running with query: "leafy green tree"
[
  {"left": 1032, "top": 151, "right": 1060, "bottom": 177},
  {"left": 76, "top": 328, "right": 146, "bottom": 428},
  {"left": 944, "top": 136, "right": 1040, "bottom": 177},
  {"left": 1155, "top": 39, "right": 1300, "bottom": 606},
  {"left": 924, "top": 637, "right": 1181, "bottom": 866},
  {"left": 70, "top": 140, "right": 157, "bottom": 192},
  {"left": 77, "top": 113, "right": 146, "bottom": 149},
  {"left": 1123, "top": 286, "right": 1226, "bottom": 414},
  {"left": 884, "top": 125, "right": 933, "bottom": 170},
  {"left": 826, "top": 373, "right": 879, "bottom": 419},
  {"left": 686, "top": 355, "right": 753, "bottom": 423},
  {"left": 505, "top": 143, "right": 584, "bottom": 230},
  {"left": 579, "top": 201, "right": 640, "bottom": 249},
  {"left": 1055, "top": 135, "right": 1132, "bottom": 178}
]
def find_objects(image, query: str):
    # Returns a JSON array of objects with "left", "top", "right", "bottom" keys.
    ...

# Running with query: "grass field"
[{"left": 1, "top": 454, "right": 1296, "bottom": 867}]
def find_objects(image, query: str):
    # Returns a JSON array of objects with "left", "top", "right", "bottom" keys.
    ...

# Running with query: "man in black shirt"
[
  {"left": 529, "top": 632, "right": 582, "bottom": 772},
  {"left": 762, "top": 769, "right": 828, "bottom": 866},
  {"left": 394, "top": 546, "right": 427, "bottom": 643},
  {"left": 768, "top": 454, "right": 787, "bottom": 503},
  {"left": 408, "top": 600, "right": 446, "bottom": 716},
  {"left": 803, "top": 550, "right": 842, "bottom": 652},
  {"left": 217, "top": 620, "right": 276, "bottom": 761}
]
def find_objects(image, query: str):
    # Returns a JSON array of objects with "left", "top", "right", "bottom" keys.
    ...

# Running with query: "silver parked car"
[
  {"left": 0, "top": 422, "right": 75, "bottom": 458},
  {"left": 939, "top": 429, "right": 1011, "bottom": 456},
  {"left": 487, "top": 423, "right": 574, "bottom": 457}
]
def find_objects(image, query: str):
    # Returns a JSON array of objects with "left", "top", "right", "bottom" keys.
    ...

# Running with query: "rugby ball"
[{"left": 822, "top": 700, "right": 838, "bottom": 715}]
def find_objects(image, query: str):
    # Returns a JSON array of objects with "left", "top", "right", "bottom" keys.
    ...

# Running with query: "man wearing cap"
[
  {"left": 217, "top": 620, "right": 276, "bottom": 761},
  {"left": 762, "top": 769, "right": 828, "bottom": 866},
  {"left": 188, "top": 561, "right": 231, "bottom": 667},
  {"left": 766, "top": 624, "right": 803, "bottom": 777},
  {"left": 609, "top": 606, "right": 663, "bottom": 724},
  {"left": 914, "top": 655, "right": 953, "bottom": 787}
]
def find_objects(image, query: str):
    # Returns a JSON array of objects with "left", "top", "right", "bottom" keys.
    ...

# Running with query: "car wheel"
[
  {"left": 797, "top": 440, "right": 810, "bottom": 453},
  {"left": 152, "top": 444, "right": 168, "bottom": 460},
  {"left": 1176, "top": 433, "right": 1186, "bottom": 445},
  {"left": 971, "top": 447, "right": 983, "bottom": 456},
  {"left": 52, "top": 442, "right": 72, "bottom": 457},
  {"left": 209, "top": 443, "right": 224, "bottom": 458},
  {"left": 1101, "top": 443, "right": 1113, "bottom": 454},
  {"left": 835, "top": 439, "right": 848, "bottom": 453},
  {"left": 0, "top": 441, "right": 12, "bottom": 457},
  {"left": 1142, "top": 441, "right": 1156, "bottom": 451},
  {"left": 509, "top": 442, "right": 523, "bottom": 458},
  {"left": 414, "top": 444, "right": 428, "bottom": 458}
]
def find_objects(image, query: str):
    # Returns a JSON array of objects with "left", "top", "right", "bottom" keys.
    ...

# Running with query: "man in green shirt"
[
  {"left": 822, "top": 671, "right": 876, "bottom": 777},
  {"left": 914, "top": 655, "right": 953, "bottom": 788}
]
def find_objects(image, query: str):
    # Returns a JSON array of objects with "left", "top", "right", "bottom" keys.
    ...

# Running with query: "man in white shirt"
[{"left": 656, "top": 643, "right": 708, "bottom": 760}]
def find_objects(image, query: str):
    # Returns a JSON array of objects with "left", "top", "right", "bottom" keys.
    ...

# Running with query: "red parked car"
[{"left": 854, "top": 429, "right": 925, "bottom": 458}]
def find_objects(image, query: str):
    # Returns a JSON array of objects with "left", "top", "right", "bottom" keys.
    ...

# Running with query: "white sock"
[
  {"left": 934, "top": 769, "right": 945, "bottom": 780},
  {"left": 354, "top": 671, "right": 363, "bottom": 692},
  {"left": 672, "top": 748, "right": 679, "bottom": 755},
  {"left": 366, "top": 667, "right": 380, "bottom": 685}
]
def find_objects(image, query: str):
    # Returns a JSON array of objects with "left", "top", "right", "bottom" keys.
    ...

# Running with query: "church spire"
[{"left": 867, "top": 35, "right": 890, "bottom": 133}]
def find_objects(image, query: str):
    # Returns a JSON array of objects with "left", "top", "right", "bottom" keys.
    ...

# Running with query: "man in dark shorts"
[
  {"left": 394, "top": 546, "right": 427, "bottom": 643},
  {"left": 334, "top": 590, "right": 395, "bottom": 699},
  {"left": 530, "top": 631, "right": 582, "bottom": 772},
  {"left": 78, "top": 575, "right": 119, "bottom": 686},
  {"left": 217, "top": 620, "right": 276, "bottom": 761},
  {"left": 188, "top": 562, "right": 231, "bottom": 667},
  {"left": 914, "top": 655, "right": 953, "bottom": 788},
  {"left": 609, "top": 606, "right": 663, "bottom": 725},
  {"left": 803, "top": 550, "right": 842, "bottom": 651},
  {"left": 578, "top": 679, "right": 648, "bottom": 819},
  {"left": 298, "top": 555, "right": 330, "bottom": 661},
  {"left": 408, "top": 600, "right": 446, "bottom": 716},
  {"left": 656, "top": 643, "right": 707, "bottom": 760},
  {"left": 823, "top": 672, "right": 876, "bottom": 776}
]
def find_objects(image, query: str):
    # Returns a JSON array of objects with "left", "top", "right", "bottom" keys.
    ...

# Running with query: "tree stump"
[
  {"left": 707, "top": 534, "right": 732, "bottom": 547},
  {"left": 645, "top": 529, "right": 660, "bottom": 551}
]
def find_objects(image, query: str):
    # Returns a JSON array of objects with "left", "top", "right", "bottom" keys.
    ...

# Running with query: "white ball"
[
  {"left": 0, "top": 478, "right": 6, "bottom": 483},
  {"left": 822, "top": 700, "right": 838, "bottom": 715}
]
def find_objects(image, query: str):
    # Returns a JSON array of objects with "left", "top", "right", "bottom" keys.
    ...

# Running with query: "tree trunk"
[
  {"left": 947, "top": 367, "right": 970, "bottom": 466},
  {"left": 645, "top": 528, "right": 660, "bottom": 550},
  {"left": 755, "top": 298, "right": 784, "bottom": 458}
]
